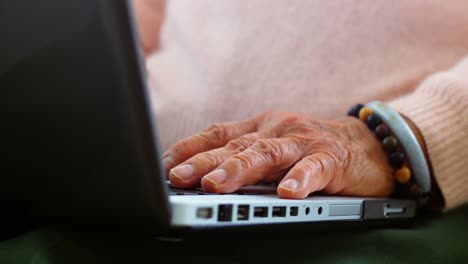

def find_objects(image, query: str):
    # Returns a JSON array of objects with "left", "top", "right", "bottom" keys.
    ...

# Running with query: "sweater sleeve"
[{"left": 388, "top": 56, "right": 468, "bottom": 210}]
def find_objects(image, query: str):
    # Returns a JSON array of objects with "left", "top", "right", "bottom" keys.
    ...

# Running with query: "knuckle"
[
  {"left": 304, "top": 152, "right": 342, "bottom": 176},
  {"left": 194, "top": 152, "right": 221, "bottom": 166},
  {"left": 303, "top": 155, "right": 326, "bottom": 175},
  {"left": 253, "top": 139, "right": 283, "bottom": 164},
  {"left": 170, "top": 140, "right": 192, "bottom": 156},
  {"left": 202, "top": 123, "right": 229, "bottom": 143},
  {"left": 225, "top": 134, "right": 257, "bottom": 152},
  {"left": 278, "top": 114, "right": 301, "bottom": 127},
  {"left": 229, "top": 154, "right": 256, "bottom": 171},
  {"left": 225, "top": 140, "right": 247, "bottom": 153},
  {"left": 276, "top": 115, "right": 317, "bottom": 136}
]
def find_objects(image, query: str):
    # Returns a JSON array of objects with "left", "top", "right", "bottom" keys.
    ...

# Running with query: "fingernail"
[
  {"left": 279, "top": 179, "right": 299, "bottom": 191},
  {"left": 170, "top": 164, "right": 194, "bottom": 180},
  {"left": 204, "top": 169, "right": 228, "bottom": 185},
  {"left": 162, "top": 156, "right": 174, "bottom": 170}
]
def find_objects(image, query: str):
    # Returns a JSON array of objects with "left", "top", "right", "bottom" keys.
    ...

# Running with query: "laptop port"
[
  {"left": 290, "top": 206, "right": 299, "bottom": 216},
  {"left": 217, "top": 204, "right": 233, "bottom": 222},
  {"left": 272, "top": 206, "right": 286, "bottom": 217},
  {"left": 196, "top": 207, "right": 213, "bottom": 219},
  {"left": 237, "top": 205, "right": 250, "bottom": 220},
  {"left": 318, "top": 206, "right": 323, "bottom": 215},
  {"left": 254, "top": 206, "right": 268, "bottom": 218}
]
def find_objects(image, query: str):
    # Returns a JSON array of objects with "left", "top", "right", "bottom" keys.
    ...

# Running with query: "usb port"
[
  {"left": 254, "top": 206, "right": 268, "bottom": 218},
  {"left": 272, "top": 206, "right": 286, "bottom": 217},
  {"left": 196, "top": 207, "right": 213, "bottom": 219},
  {"left": 290, "top": 206, "right": 299, "bottom": 216},
  {"left": 218, "top": 204, "right": 233, "bottom": 222},
  {"left": 237, "top": 205, "right": 250, "bottom": 220}
]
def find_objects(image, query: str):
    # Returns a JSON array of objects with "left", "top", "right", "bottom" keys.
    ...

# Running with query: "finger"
[
  {"left": 169, "top": 132, "right": 265, "bottom": 188},
  {"left": 277, "top": 152, "right": 340, "bottom": 199},
  {"left": 201, "top": 138, "right": 304, "bottom": 193},
  {"left": 162, "top": 116, "right": 260, "bottom": 173}
]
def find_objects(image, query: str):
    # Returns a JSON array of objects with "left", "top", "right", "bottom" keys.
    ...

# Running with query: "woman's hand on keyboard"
[{"left": 163, "top": 111, "right": 394, "bottom": 198}]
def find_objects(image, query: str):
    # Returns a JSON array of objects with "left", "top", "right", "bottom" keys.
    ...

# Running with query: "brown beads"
[
  {"left": 348, "top": 104, "right": 417, "bottom": 198},
  {"left": 347, "top": 104, "right": 364, "bottom": 118},
  {"left": 395, "top": 166, "right": 411, "bottom": 183},
  {"left": 382, "top": 136, "right": 398, "bottom": 152},
  {"left": 366, "top": 114, "right": 382, "bottom": 130},
  {"left": 375, "top": 123, "right": 391, "bottom": 140},
  {"left": 359, "top": 107, "right": 373, "bottom": 122},
  {"left": 389, "top": 152, "right": 405, "bottom": 168}
]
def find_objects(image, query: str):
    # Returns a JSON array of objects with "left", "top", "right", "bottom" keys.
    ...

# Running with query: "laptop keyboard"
[
  {"left": 167, "top": 181, "right": 277, "bottom": 196},
  {"left": 169, "top": 187, "right": 219, "bottom": 196}
]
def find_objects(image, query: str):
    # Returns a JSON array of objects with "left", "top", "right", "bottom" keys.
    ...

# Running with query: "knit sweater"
[{"left": 144, "top": 0, "right": 468, "bottom": 210}]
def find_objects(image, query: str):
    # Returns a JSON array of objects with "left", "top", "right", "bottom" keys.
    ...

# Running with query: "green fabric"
[{"left": 1, "top": 205, "right": 468, "bottom": 264}]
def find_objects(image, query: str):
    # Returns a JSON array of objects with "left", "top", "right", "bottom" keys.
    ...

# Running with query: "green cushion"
[{"left": 2, "top": 205, "right": 468, "bottom": 264}]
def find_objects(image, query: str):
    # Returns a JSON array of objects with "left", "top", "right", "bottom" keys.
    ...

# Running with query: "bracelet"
[{"left": 347, "top": 102, "right": 431, "bottom": 201}]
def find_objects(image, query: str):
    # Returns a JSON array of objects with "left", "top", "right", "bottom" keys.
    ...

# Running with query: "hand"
[{"left": 163, "top": 111, "right": 395, "bottom": 198}]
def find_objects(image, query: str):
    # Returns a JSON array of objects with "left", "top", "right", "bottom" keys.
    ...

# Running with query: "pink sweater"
[{"left": 145, "top": 0, "right": 468, "bottom": 210}]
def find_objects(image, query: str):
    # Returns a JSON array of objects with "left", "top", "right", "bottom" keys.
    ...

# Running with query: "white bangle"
[{"left": 367, "top": 101, "right": 431, "bottom": 195}]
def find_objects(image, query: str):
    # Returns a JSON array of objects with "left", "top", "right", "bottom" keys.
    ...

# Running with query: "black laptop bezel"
[{"left": 0, "top": 0, "right": 171, "bottom": 235}]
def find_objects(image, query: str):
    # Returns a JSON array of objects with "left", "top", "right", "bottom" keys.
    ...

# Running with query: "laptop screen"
[{"left": 0, "top": 0, "right": 170, "bottom": 234}]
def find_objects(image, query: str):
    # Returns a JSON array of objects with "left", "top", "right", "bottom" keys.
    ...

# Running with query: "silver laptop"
[{"left": 0, "top": 0, "right": 416, "bottom": 234}]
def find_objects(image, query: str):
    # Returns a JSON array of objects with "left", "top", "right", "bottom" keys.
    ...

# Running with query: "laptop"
[{"left": 0, "top": 0, "right": 416, "bottom": 235}]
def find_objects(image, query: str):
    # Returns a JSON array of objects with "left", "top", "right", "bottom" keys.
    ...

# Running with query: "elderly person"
[{"left": 133, "top": 0, "right": 468, "bottom": 211}]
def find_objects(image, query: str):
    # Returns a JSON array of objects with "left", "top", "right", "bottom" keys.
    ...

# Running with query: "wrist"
[
  {"left": 401, "top": 115, "right": 426, "bottom": 153},
  {"left": 349, "top": 102, "right": 434, "bottom": 207},
  {"left": 401, "top": 115, "right": 445, "bottom": 211}
]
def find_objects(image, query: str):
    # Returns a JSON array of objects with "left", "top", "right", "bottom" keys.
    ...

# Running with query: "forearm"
[{"left": 389, "top": 57, "right": 468, "bottom": 211}]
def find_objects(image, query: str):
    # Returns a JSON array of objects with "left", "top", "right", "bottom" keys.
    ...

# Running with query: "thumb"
[{"left": 277, "top": 152, "right": 341, "bottom": 199}]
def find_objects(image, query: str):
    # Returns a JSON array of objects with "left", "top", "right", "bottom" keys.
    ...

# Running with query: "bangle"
[{"left": 347, "top": 102, "right": 431, "bottom": 202}]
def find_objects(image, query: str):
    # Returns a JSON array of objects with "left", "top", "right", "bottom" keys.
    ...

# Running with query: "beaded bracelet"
[{"left": 347, "top": 102, "right": 431, "bottom": 200}]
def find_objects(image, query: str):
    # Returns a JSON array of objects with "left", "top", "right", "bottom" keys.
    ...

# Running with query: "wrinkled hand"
[{"left": 163, "top": 111, "right": 395, "bottom": 198}]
